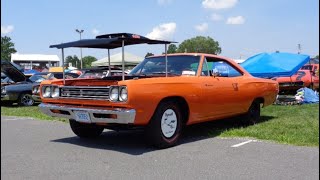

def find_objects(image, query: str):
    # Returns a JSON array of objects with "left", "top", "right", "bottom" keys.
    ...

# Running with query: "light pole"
[{"left": 75, "top": 29, "right": 84, "bottom": 68}]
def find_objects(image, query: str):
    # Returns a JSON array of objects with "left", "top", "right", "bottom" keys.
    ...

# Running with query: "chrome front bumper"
[
  {"left": 32, "top": 95, "right": 42, "bottom": 102},
  {"left": 39, "top": 103, "right": 136, "bottom": 124},
  {"left": 1, "top": 94, "right": 9, "bottom": 101}
]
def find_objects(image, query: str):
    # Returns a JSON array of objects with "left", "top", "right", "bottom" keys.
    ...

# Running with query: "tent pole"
[
  {"left": 165, "top": 43, "right": 168, "bottom": 77},
  {"left": 122, "top": 39, "right": 125, "bottom": 81},
  {"left": 62, "top": 48, "right": 65, "bottom": 85},
  {"left": 108, "top": 49, "right": 111, "bottom": 76}
]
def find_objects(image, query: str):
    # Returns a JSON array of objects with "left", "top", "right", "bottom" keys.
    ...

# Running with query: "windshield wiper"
[{"left": 149, "top": 72, "right": 180, "bottom": 76}]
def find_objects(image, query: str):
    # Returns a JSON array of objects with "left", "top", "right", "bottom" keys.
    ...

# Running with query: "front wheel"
[
  {"left": 18, "top": 93, "right": 34, "bottom": 106},
  {"left": 69, "top": 119, "right": 104, "bottom": 138},
  {"left": 145, "top": 101, "right": 183, "bottom": 148}
]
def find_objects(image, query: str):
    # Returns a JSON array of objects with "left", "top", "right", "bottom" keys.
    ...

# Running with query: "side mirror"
[{"left": 209, "top": 70, "right": 220, "bottom": 77}]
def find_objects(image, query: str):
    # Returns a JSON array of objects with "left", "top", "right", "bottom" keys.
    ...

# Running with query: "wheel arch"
[
  {"left": 254, "top": 97, "right": 265, "bottom": 107},
  {"left": 155, "top": 96, "right": 190, "bottom": 125}
]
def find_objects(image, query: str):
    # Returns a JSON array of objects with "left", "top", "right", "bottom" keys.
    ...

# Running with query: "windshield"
[
  {"left": 301, "top": 65, "right": 312, "bottom": 70},
  {"left": 79, "top": 70, "right": 123, "bottom": 78},
  {"left": 29, "top": 74, "right": 49, "bottom": 83},
  {"left": 1, "top": 77, "right": 14, "bottom": 83},
  {"left": 129, "top": 55, "right": 201, "bottom": 76}
]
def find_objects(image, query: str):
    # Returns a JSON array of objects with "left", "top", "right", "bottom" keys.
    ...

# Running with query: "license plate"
[{"left": 74, "top": 111, "right": 91, "bottom": 123}]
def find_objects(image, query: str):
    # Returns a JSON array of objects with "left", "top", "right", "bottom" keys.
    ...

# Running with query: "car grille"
[
  {"left": 60, "top": 86, "right": 110, "bottom": 100},
  {"left": 279, "top": 81, "right": 304, "bottom": 87}
]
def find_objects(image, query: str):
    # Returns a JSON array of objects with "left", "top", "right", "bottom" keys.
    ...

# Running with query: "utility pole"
[
  {"left": 76, "top": 29, "right": 84, "bottom": 68},
  {"left": 298, "top": 44, "right": 301, "bottom": 54}
]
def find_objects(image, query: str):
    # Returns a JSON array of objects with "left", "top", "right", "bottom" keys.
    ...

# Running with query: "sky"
[{"left": 1, "top": 0, "right": 319, "bottom": 61}]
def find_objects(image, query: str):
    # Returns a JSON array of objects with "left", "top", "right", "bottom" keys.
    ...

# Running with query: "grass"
[
  {"left": 218, "top": 104, "right": 319, "bottom": 147},
  {"left": 1, "top": 103, "right": 319, "bottom": 146},
  {"left": 1, "top": 105, "right": 67, "bottom": 122}
]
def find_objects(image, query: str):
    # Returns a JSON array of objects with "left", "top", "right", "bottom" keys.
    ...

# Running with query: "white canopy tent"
[
  {"left": 10, "top": 53, "right": 60, "bottom": 70},
  {"left": 91, "top": 52, "right": 143, "bottom": 67}
]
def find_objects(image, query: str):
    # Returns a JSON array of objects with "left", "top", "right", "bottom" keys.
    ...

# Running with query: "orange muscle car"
[{"left": 38, "top": 33, "right": 278, "bottom": 148}]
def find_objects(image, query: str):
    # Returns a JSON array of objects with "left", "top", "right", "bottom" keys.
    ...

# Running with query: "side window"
[
  {"left": 201, "top": 58, "right": 209, "bottom": 76},
  {"left": 205, "top": 57, "right": 243, "bottom": 77}
]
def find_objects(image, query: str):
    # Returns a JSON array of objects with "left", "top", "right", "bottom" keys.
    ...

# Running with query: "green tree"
[
  {"left": 177, "top": 36, "right": 221, "bottom": 54},
  {"left": 167, "top": 44, "right": 177, "bottom": 54},
  {"left": 82, "top": 56, "right": 97, "bottom": 68},
  {"left": 145, "top": 52, "right": 154, "bottom": 57},
  {"left": 65, "top": 55, "right": 80, "bottom": 68},
  {"left": 315, "top": 55, "right": 319, "bottom": 59},
  {"left": 1, "top": 36, "right": 17, "bottom": 61}
]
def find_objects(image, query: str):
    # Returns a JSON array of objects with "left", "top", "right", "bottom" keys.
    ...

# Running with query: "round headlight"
[
  {"left": 43, "top": 86, "right": 51, "bottom": 98},
  {"left": 119, "top": 87, "right": 128, "bottom": 101},
  {"left": 109, "top": 87, "right": 119, "bottom": 101},
  {"left": 1, "top": 87, "right": 6, "bottom": 94},
  {"left": 32, "top": 87, "right": 38, "bottom": 94},
  {"left": 51, "top": 86, "right": 60, "bottom": 98}
]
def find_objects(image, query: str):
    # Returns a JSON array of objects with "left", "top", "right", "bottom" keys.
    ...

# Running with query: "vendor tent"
[
  {"left": 91, "top": 52, "right": 143, "bottom": 66},
  {"left": 241, "top": 52, "right": 310, "bottom": 78}
]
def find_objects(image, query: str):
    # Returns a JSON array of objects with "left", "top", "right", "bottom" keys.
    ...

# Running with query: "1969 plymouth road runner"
[{"left": 39, "top": 33, "right": 279, "bottom": 148}]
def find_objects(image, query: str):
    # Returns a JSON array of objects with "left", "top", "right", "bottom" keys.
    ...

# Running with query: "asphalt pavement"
[{"left": 1, "top": 116, "right": 319, "bottom": 180}]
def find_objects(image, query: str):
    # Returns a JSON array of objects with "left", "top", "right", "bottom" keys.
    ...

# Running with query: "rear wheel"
[
  {"left": 18, "top": 93, "right": 34, "bottom": 106},
  {"left": 243, "top": 100, "right": 261, "bottom": 125},
  {"left": 69, "top": 119, "right": 104, "bottom": 138},
  {"left": 145, "top": 101, "right": 183, "bottom": 148}
]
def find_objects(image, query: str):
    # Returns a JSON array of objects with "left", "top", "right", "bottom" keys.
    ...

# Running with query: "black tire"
[
  {"left": 145, "top": 101, "right": 183, "bottom": 149},
  {"left": 69, "top": 119, "right": 104, "bottom": 138},
  {"left": 18, "top": 93, "right": 34, "bottom": 106},
  {"left": 243, "top": 100, "right": 261, "bottom": 125}
]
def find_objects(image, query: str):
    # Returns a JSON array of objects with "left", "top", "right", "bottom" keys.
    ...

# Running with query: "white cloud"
[
  {"left": 226, "top": 16, "right": 245, "bottom": 24},
  {"left": 195, "top": 23, "right": 209, "bottom": 32},
  {"left": 92, "top": 28, "right": 100, "bottom": 36},
  {"left": 210, "top": 13, "right": 223, "bottom": 21},
  {"left": 1, "top": 25, "right": 14, "bottom": 34},
  {"left": 157, "top": 0, "right": 172, "bottom": 5},
  {"left": 146, "top": 22, "right": 176, "bottom": 40},
  {"left": 202, "top": 0, "right": 238, "bottom": 10}
]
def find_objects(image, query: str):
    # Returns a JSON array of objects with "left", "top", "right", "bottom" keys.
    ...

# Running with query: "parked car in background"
[
  {"left": 272, "top": 63, "right": 319, "bottom": 93},
  {"left": 1, "top": 61, "right": 79, "bottom": 106},
  {"left": 78, "top": 66, "right": 125, "bottom": 79}
]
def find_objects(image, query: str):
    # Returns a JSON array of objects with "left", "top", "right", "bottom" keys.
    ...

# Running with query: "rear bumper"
[{"left": 39, "top": 103, "right": 136, "bottom": 124}]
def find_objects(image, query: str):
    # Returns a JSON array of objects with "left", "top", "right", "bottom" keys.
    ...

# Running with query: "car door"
[{"left": 199, "top": 57, "right": 247, "bottom": 121}]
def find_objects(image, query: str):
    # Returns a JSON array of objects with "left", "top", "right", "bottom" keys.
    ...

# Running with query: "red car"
[{"left": 273, "top": 64, "right": 319, "bottom": 93}]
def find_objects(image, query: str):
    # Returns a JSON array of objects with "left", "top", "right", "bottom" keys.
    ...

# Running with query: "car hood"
[{"left": 1, "top": 60, "right": 26, "bottom": 82}]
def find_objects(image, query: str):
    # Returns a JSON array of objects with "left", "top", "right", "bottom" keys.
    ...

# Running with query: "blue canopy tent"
[{"left": 241, "top": 52, "right": 310, "bottom": 78}]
